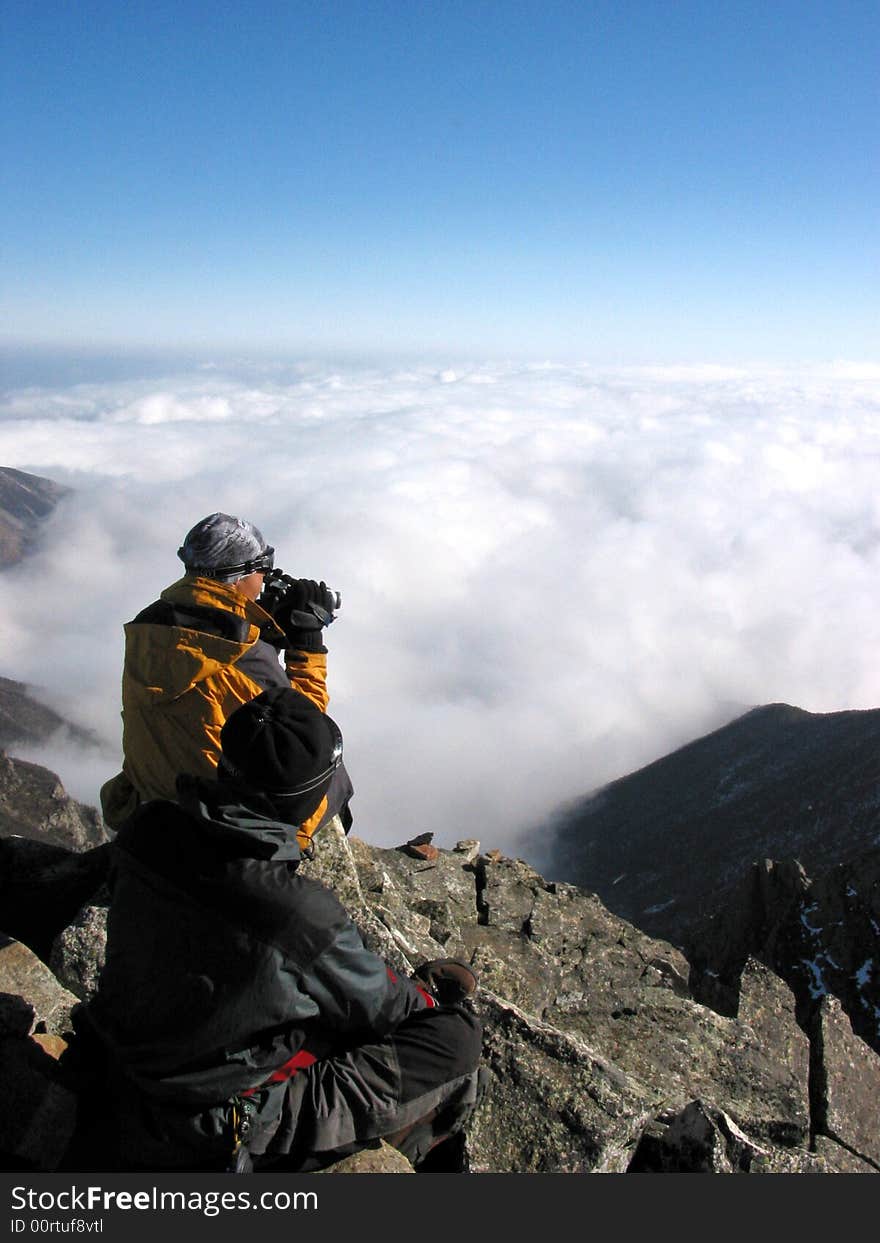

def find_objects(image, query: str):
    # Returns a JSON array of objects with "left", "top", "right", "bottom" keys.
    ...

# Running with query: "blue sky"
[{"left": 2, "top": 0, "right": 878, "bottom": 363}]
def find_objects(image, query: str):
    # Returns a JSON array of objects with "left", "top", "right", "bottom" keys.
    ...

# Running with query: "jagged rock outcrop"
[
  {"left": 302, "top": 827, "right": 878, "bottom": 1173},
  {"left": 50, "top": 905, "right": 109, "bottom": 1001},
  {"left": 471, "top": 991, "right": 661, "bottom": 1171},
  {"left": 0, "top": 752, "right": 108, "bottom": 852},
  {"left": 812, "top": 995, "right": 880, "bottom": 1167},
  {"left": 0, "top": 938, "right": 81, "bottom": 1036},
  {"left": 1, "top": 782, "right": 877, "bottom": 1174},
  {"left": 0, "top": 466, "right": 70, "bottom": 568},
  {"left": 690, "top": 851, "right": 880, "bottom": 1057}
]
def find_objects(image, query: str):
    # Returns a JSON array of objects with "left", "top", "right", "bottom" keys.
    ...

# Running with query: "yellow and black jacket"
[{"left": 100, "top": 575, "right": 338, "bottom": 848}]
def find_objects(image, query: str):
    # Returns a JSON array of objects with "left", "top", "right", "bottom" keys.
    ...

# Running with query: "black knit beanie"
[{"left": 218, "top": 687, "right": 342, "bottom": 824}]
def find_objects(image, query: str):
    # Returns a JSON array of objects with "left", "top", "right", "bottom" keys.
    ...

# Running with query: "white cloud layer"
[{"left": 2, "top": 358, "right": 880, "bottom": 858}]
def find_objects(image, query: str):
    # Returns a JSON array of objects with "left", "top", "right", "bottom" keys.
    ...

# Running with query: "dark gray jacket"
[{"left": 86, "top": 778, "right": 427, "bottom": 1167}]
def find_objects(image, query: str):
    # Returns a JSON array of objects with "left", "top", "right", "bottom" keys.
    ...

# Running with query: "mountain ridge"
[
  {"left": 0, "top": 466, "right": 71, "bottom": 567},
  {"left": 539, "top": 701, "right": 880, "bottom": 949}
]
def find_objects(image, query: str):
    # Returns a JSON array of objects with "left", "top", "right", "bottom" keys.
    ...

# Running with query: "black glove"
[
  {"left": 413, "top": 959, "right": 478, "bottom": 1007},
  {"left": 260, "top": 573, "right": 340, "bottom": 651}
]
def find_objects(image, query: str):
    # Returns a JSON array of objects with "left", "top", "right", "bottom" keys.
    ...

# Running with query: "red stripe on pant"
[{"left": 242, "top": 1048, "right": 317, "bottom": 1097}]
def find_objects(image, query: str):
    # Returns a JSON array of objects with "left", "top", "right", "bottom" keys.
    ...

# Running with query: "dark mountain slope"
[
  {"left": 539, "top": 703, "right": 880, "bottom": 946},
  {"left": 0, "top": 469, "right": 98, "bottom": 758},
  {"left": 0, "top": 467, "right": 70, "bottom": 567},
  {"left": 0, "top": 676, "right": 97, "bottom": 752}
]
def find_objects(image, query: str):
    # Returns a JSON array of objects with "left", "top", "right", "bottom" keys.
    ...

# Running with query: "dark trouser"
[{"left": 254, "top": 1004, "right": 483, "bottom": 1172}]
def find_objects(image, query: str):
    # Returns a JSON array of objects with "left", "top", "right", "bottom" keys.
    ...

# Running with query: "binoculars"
[{"left": 260, "top": 569, "right": 341, "bottom": 621}]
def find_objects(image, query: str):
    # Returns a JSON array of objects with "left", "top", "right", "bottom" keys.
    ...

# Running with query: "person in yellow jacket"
[{"left": 100, "top": 512, "right": 352, "bottom": 852}]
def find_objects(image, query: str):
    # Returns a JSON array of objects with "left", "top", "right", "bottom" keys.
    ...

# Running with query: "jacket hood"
[
  {"left": 175, "top": 774, "right": 304, "bottom": 864},
  {"left": 122, "top": 576, "right": 282, "bottom": 702},
  {"left": 162, "top": 575, "right": 274, "bottom": 626}
]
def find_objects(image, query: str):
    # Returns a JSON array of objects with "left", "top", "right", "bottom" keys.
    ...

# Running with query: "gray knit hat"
[{"left": 177, "top": 513, "right": 274, "bottom": 582}]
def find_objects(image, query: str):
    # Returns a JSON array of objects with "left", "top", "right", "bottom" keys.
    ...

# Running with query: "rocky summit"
[{"left": 0, "top": 765, "right": 877, "bottom": 1175}]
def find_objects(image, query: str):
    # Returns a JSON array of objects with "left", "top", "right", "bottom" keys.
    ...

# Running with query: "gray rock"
[
  {"left": 349, "top": 834, "right": 481, "bottom": 959},
  {"left": 467, "top": 934, "right": 560, "bottom": 1016},
  {"left": 557, "top": 984, "right": 810, "bottom": 1149},
  {"left": 294, "top": 828, "right": 849, "bottom": 1173},
  {"left": 314, "top": 1140, "right": 414, "bottom": 1173},
  {"left": 50, "top": 905, "right": 108, "bottom": 1000},
  {"left": 0, "top": 752, "right": 107, "bottom": 852},
  {"left": 0, "top": 937, "right": 80, "bottom": 1035},
  {"left": 812, "top": 994, "right": 880, "bottom": 1168},
  {"left": 481, "top": 884, "right": 811, "bottom": 1150},
  {"left": 750, "top": 1135, "right": 877, "bottom": 1173},
  {"left": 735, "top": 956, "right": 811, "bottom": 1141},
  {"left": 808, "top": 1135, "right": 879, "bottom": 1173},
  {"left": 298, "top": 817, "right": 365, "bottom": 911},
  {"left": 478, "top": 854, "right": 542, "bottom": 935},
  {"left": 300, "top": 822, "right": 430, "bottom": 974},
  {"left": 636, "top": 1099, "right": 772, "bottom": 1173},
  {"left": 469, "top": 991, "right": 662, "bottom": 1172}
]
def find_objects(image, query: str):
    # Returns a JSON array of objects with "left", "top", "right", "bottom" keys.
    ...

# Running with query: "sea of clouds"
[{"left": 2, "top": 357, "right": 880, "bottom": 860}]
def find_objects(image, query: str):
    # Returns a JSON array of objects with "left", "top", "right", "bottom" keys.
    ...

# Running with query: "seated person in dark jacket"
[{"left": 84, "top": 686, "right": 483, "bottom": 1172}]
